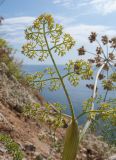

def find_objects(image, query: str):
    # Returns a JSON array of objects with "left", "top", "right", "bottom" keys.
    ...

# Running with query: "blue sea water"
[{"left": 21, "top": 65, "right": 115, "bottom": 124}]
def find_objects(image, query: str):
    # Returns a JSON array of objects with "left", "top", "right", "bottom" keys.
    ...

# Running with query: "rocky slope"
[
  {"left": 0, "top": 63, "right": 38, "bottom": 113},
  {"left": 0, "top": 63, "right": 116, "bottom": 160}
]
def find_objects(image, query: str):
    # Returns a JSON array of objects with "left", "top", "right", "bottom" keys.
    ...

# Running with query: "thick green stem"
[{"left": 43, "top": 22, "right": 75, "bottom": 121}]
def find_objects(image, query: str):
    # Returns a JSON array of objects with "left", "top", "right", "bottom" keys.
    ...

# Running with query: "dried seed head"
[
  {"left": 98, "top": 74, "right": 105, "bottom": 80},
  {"left": 88, "top": 59, "right": 95, "bottom": 65},
  {"left": 109, "top": 53, "right": 115, "bottom": 60},
  {"left": 95, "top": 56, "right": 101, "bottom": 63},
  {"left": 96, "top": 63, "right": 102, "bottom": 67},
  {"left": 88, "top": 32, "right": 97, "bottom": 43},
  {"left": 78, "top": 46, "right": 86, "bottom": 55},
  {"left": 103, "top": 64, "right": 109, "bottom": 71},
  {"left": 96, "top": 47, "right": 102, "bottom": 55},
  {"left": 101, "top": 35, "right": 108, "bottom": 45},
  {"left": 86, "top": 84, "right": 98, "bottom": 91},
  {"left": 109, "top": 37, "right": 116, "bottom": 48}
]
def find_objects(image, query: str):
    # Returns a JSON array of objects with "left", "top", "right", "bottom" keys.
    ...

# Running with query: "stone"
[
  {"left": 0, "top": 143, "right": 7, "bottom": 153},
  {"left": 109, "top": 155, "right": 116, "bottom": 160},
  {"left": 24, "top": 142, "right": 36, "bottom": 152}
]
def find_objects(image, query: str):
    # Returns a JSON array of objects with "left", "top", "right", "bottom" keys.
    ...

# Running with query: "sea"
[{"left": 21, "top": 65, "right": 115, "bottom": 125}]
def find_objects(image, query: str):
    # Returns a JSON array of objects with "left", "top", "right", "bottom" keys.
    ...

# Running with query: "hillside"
[{"left": 0, "top": 63, "right": 116, "bottom": 160}]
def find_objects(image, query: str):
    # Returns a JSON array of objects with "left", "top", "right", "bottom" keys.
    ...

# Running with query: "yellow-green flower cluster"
[
  {"left": 74, "top": 60, "right": 93, "bottom": 80},
  {"left": 33, "top": 14, "right": 54, "bottom": 30}
]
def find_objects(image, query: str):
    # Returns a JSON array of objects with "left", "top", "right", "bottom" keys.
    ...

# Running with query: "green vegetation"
[
  {"left": 22, "top": 14, "right": 116, "bottom": 160},
  {"left": 0, "top": 38, "right": 33, "bottom": 87},
  {"left": 0, "top": 38, "right": 21, "bottom": 78},
  {"left": 0, "top": 133, "right": 24, "bottom": 160}
]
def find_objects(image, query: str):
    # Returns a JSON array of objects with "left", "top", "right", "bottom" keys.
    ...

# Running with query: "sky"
[{"left": 0, "top": 0, "right": 116, "bottom": 64}]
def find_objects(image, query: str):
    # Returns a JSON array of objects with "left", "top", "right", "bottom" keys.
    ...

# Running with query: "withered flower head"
[
  {"left": 86, "top": 84, "right": 98, "bottom": 91},
  {"left": 109, "top": 37, "right": 116, "bottom": 48},
  {"left": 96, "top": 47, "right": 102, "bottom": 55},
  {"left": 98, "top": 74, "right": 105, "bottom": 80},
  {"left": 78, "top": 46, "right": 86, "bottom": 55},
  {"left": 95, "top": 55, "right": 102, "bottom": 63},
  {"left": 74, "top": 63, "right": 80, "bottom": 73},
  {"left": 103, "top": 63, "right": 109, "bottom": 71},
  {"left": 88, "top": 59, "right": 95, "bottom": 63},
  {"left": 109, "top": 53, "right": 115, "bottom": 60},
  {"left": 88, "top": 32, "right": 97, "bottom": 43},
  {"left": 96, "top": 63, "right": 102, "bottom": 67},
  {"left": 74, "top": 62, "right": 81, "bottom": 74},
  {"left": 86, "top": 84, "right": 94, "bottom": 90},
  {"left": 101, "top": 35, "right": 108, "bottom": 45}
]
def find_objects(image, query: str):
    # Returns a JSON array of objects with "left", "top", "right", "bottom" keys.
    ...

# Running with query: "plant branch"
[
  {"left": 86, "top": 51, "right": 104, "bottom": 60},
  {"left": 43, "top": 21, "right": 75, "bottom": 121},
  {"left": 33, "top": 72, "right": 75, "bottom": 83},
  {"left": 96, "top": 39, "right": 107, "bottom": 59},
  {"left": 50, "top": 43, "right": 64, "bottom": 50},
  {"left": 27, "top": 31, "right": 44, "bottom": 35},
  {"left": 112, "top": 47, "right": 116, "bottom": 54},
  {"left": 34, "top": 77, "right": 60, "bottom": 83},
  {"left": 29, "top": 49, "right": 48, "bottom": 52},
  {"left": 108, "top": 62, "right": 116, "bottom": 72},
  {"left": 79, "top": 62, "right": 106, "bottom": 142},
  {"left": 27, "top": 30, "right": 55, "bottom": 35},
  {"left": 107, "top": 43, "right": 109, "bottom": 59},
  {"left": 62, "top": 72, "right": 75, "bottom": 79},
  {"left": 104, "top": 90, "right": 108, "bottom": 102},
  {"left": 77, "top": 109, "right": 108, "bottom": 120}
]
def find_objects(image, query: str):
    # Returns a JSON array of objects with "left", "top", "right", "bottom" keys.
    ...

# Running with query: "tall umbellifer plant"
[
  {"left": 22, "top": 14, "right": 80, "bottom": 160},
  {"left": 22, "top": 14, "right": 115, "bottom": 159},
  {"left": 77, "top": 33, "right": 116, "bottom": 141}
]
